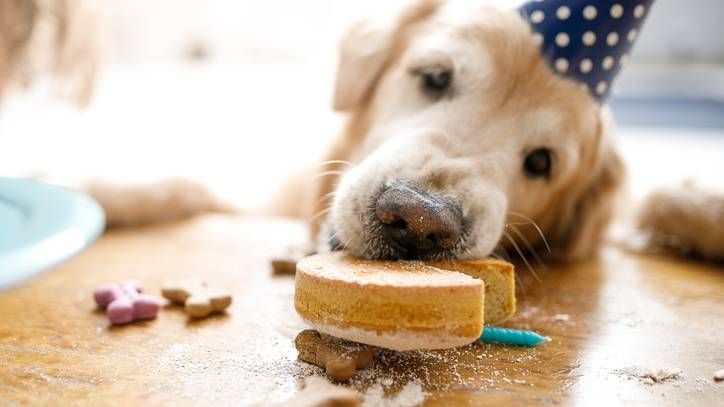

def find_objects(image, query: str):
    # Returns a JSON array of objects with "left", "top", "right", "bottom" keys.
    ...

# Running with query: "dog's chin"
[{"left": 322, "top": 219, "right": 474, "bottom": 261}]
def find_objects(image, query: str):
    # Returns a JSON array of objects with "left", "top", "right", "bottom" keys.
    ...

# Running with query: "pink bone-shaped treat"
[{"left": 93, "top": 280, "right": 161, "bottom": 325}]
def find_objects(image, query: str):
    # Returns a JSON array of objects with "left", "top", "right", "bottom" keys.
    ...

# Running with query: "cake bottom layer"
[{"left": 304, "top": 318, "right": 481, "bottom": 351}]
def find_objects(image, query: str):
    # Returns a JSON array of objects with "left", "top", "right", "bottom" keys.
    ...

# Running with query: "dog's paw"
[
  {"left": 637, "top": 182, "right": 724, "bottom": 262},
  {"left": 85, "top": 178, "right": 235, "bottom": 228}
]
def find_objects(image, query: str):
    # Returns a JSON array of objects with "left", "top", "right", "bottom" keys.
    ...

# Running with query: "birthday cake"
[{"left": 294, "top": 252, "right": 515, "bottom": 351}]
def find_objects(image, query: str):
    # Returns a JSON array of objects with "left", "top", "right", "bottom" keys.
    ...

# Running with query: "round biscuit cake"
[{"left": 294, "top": 252, "right": 486, "bottom": 351}]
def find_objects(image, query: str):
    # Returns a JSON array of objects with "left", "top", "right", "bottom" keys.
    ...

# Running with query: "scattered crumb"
[
  {"left": 269, "top": 376, "right": 361, "bottom": 407},
  {"left": 345, "top": 342, "right": 540, "bottom": 394},
  {"left": 361, "top": 379, "right": 426, "bottom": 407},
  {"left": 513, "top": 379, "right": 526, "bottom": 384},
  {"left": 686, "top": 376, "right": 717, "bottom": 394},
  {"left": 517, "top": 306, "right": 541, "bottom": 319},
  {"left": 714, "top": 369, "right": 724, "bottom": 382},
  {"left": 552, "top": 314, "right": 570, "bottom": 322},
  {"left": 152, "top": 284, "right": 317, "bottom": 404},
  {"left": 615, "top": 367, "right": 683, "bottom": 385}
]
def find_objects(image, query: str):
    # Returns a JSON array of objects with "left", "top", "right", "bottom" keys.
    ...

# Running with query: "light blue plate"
[{"left": 0, "top": 178, "right": 105, "bottom": 289}]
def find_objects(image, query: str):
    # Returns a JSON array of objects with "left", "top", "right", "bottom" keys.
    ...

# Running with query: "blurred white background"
[{"left": 1, "top": 0, "right": 722, "bottom": 211}]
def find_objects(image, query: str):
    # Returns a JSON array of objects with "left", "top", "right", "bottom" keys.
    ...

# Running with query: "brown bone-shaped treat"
[
  {"left": 295, "top": 330, "right": 376, "bottom": 381},
  {"left": 271, "top": 257, "right": 297, "bottom": 276},
  {"left": 162, "top": 280, "right": 232, "bottom": 318},
  {"left": 271, "top": 243, "right": 316, "bottom": 276}
]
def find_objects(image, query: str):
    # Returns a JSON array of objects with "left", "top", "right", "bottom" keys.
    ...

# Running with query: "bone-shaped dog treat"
[
  {"left": 94, "top": 280, "right": 162, "bottom": 325},
  {"left": 161, "top": 280, "right": 232, "bottom": 318},
  {"left": 295, "top": 329, "right": 376, "bottom": 381},
  {"left": 271, "top": 257, "right": 297, "bottom": 276},
  {"left": 271, "top": 243, "right": 316, "bottom": 276}
]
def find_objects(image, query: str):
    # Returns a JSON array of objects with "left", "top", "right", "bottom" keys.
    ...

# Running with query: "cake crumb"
[
  {"left": 553, "top": 314, "right": 570, "bottom": 322},
  {"left": 615, "top": 367, "right": 683, "bottom": 385},
  {"left": 714, "top": 369, "right": 724, "bottom": 382},
  {"left": 362, "top": 379, "right": 426, "bottom": 407},
  {"left": 269, "top": 376, "right": 361, "bottom": 407}
]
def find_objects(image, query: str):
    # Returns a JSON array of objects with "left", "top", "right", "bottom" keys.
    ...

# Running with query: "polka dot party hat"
[{"left": 518, "top": 0, "right": 654, "bottom": 102}]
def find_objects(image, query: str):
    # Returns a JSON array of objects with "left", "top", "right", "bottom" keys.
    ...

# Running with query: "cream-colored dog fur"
[
  {"left": 637, "top": 183, "right": 724, "bottom": 261},
  {"left": 85, "top": 178, "right": 233, "bottom": 228}
]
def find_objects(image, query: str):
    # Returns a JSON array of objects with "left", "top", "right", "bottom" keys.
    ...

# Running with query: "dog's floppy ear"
[
  {"left": 547, "top": 108, "right": 625, "bottom": 260},
  {"left": 332, "top": 19, "right": 394, "bottom": 111},
  {"left": 332, "top": 0, "right": 441, "bottom": 111}
]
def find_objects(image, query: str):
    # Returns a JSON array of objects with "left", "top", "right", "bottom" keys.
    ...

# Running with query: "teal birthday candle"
[{"left": 479, "top": 326, "right": 548, "bottom": 346}]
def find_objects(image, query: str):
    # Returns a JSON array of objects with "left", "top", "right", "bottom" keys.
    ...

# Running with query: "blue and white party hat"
[{"left": 519, "top": 0, "right": 654, "bottom": 102}]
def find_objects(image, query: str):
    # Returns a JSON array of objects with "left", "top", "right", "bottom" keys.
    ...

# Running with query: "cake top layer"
[
  {"left": 297, "top": 252, "right": 482, "bottom": 288},
  {"left": 432, "top": 258, "right": 514, "bottom": 272}
]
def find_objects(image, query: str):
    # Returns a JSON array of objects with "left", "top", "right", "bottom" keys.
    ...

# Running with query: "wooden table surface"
[{"left": 1, "top": 215, "right": 723, "bottom": 406}]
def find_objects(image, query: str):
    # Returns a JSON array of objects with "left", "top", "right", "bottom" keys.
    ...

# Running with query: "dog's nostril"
[
  {"left": 390, "top": 220, "right": 407, "bottom": 230},
  {"left": 375, "top": 181, "right": 463, "bottom": 256}
]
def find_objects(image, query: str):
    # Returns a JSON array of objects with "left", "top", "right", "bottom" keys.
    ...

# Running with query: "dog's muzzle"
[{"left": 375, "top": 180, "right": 463, "bottom": 258}]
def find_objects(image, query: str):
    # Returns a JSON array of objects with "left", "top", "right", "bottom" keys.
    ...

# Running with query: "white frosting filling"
[{"left": 303, "top": 318, "right": 480, "bottom": 351}]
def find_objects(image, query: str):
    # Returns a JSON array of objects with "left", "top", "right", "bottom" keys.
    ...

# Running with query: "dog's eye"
[
  {"left": 420, "top": 69, "right": 452, "bottom": 96},
  {"left": 523, "top": 148, "right": 552, "bottom": 178}
]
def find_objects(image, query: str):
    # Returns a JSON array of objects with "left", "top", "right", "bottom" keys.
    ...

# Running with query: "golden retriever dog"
[
  {"left": 6, "top": 0, "right": 720, "bottom": 263},
  {"left": 279, "top": 0, "right": 624, "bottom": 262}
]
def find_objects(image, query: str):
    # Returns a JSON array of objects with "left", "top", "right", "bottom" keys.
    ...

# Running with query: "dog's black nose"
[{"left": 376, "top": 181, "right": 463, "bottom": 256}]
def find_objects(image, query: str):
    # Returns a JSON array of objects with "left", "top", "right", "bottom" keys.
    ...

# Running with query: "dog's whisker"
[
  {"left": 492, "top": 244, "right": 512, "bottom": 263},
  {"left": 310, "top": 207, "right": 332, "bottom": 223},
  {"left": 514, "top": 269, "right": 528, "bottom": 302},
  {"left": 508, "top": 244, "right": 529, "bottom": 299},
  {"left": 508, "top": 211, "right": 552, "bottom": 253},
  {"left": 321, "top": 191, "right": 337, "bottom": 200},
  {"left": 312, "top": 170, "right": 345, "bottom": 181},
  {"left": 318, "top": 195, "right": 336, "bottom": 205},
  {"left": 315, "top": 160, "right": 354, "bottom": 168},
  {"left": 506, "top": 223, "right": 548, "bottom": 271},
  {"left": 457, "top": 245, "right": 473, "bottom": 261},
  {"left": 340, "top": 236, "right": 354, "bottom": 252},
  {"left": 504, "top": 230, "right": 541, "bottom": 283},
  {"left": 494, "top": 244, "right": 528, "bottom": 298},
  {"left": 328, "top": 228, "right": 344, "bottom": 245},
  {"left": 313, "top": 183, "right": 342, "bottom": 208}
]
